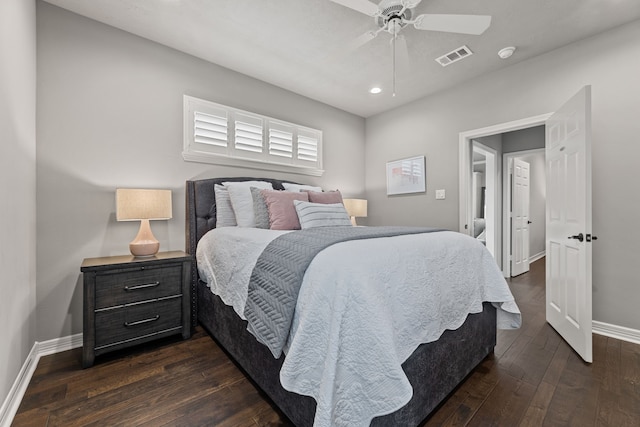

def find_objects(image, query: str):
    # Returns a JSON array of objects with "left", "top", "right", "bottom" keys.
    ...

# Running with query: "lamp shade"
[
  {"left": 343, "top": 198, "right": 368, "bottom": 218},
  {"left": 116, "top": 189, "right": 172, "bottom": 221}
]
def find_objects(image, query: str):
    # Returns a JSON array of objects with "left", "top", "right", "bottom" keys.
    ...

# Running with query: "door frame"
[
  {"left": 503, "top": 148, "right": 545, "bottom": 277},
  {"left": 459, "top": 113, "right": 551, "bottom": 276}
]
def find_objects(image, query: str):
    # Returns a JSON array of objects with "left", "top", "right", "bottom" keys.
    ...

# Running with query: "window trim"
[{"left": 183, "top": 95, "right": 324, "bottom": 177}]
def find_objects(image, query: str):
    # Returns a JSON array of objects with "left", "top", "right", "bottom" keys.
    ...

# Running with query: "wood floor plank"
[
  {"left": 466, "top": 372, "right": 537, "bottom": 427},
  {"left": 427, "top": 358, "right": 500, "bottom": 426},
  {"left": 543, "top": 341, "right": 605, "bottom": 426},
  {"left": 595, "top": 336, "right": 640, "bottom": 427},
  {"left": 13, "top": 259, "right": 640, "bottom": 427},
  {"left": 510, "top": 323, "right": 562, "bottom": 387},
  {"left": 620, "top": 340, "right": 640, "bottom": 419},
  {"left": 517, "top": 342, "right": 572, "bottom": 426},
  {"left": 150, "top": 381, "right": 273, "bottom": 427}
]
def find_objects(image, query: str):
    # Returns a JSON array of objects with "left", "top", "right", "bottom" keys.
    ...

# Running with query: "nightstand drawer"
[
  {"left": 95, "top": 265, "right": 182, "bottom": 309},
  {"left": 94, "top": 296, "right": 183, "bottom": 349}
]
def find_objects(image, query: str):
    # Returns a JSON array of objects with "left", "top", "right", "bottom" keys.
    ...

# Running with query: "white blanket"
[
  {"left": 196, "top": 227, "right": 291, "bottom": 319},
  {"left": 197, "top": 228, "right": 521, "bottom": 427}
]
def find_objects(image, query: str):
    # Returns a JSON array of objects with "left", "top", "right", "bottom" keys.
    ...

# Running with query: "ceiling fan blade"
[
  {"left": 323, "top": 29, "right": 379, "bottom": 63},
  {"left": 401, "top": 0, "right": 423, "bottom": 9},
  {"left": 329, "top": 0, "right": 380, "bottom": 17},
  {"left": 348, "top": 30, "right": 379, "bottom": 50},
  {"left": 413, "top": 14, "right": 492, "bottom": 35}
]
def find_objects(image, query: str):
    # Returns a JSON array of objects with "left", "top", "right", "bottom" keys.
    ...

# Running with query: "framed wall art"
[{"left": 386, "top": 155, "right": 426, "bottom": 195}]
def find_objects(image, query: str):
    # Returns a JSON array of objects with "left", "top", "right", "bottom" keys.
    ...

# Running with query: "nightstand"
[{"left": 81, "top": 251, "right": 191, "bottom": 368}]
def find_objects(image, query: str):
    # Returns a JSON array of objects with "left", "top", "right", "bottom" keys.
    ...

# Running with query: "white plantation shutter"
[
  {"left": 296, "top": 129, "right": 321, "bottom": 167},
  {"left": 183, "top": 95, "right": 323, "bottom": 176},
  {"left": 297, "top": 133, "right": 319, "bottom": 163},
  {"left": 194, "top": 111, "right": 227, "bottom": 147},
  {"left": 269, "top": 122, "right": 294, "bottom": 159},
  {"left": 234, "top": 113, "right": 263, "bottom": 154}
]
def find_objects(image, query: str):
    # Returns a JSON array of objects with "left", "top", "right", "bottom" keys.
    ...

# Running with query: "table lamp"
[
  {"left": 343, "top": 198, "right": 368, "bottom": 226},
  {"left": 116, "top": 188, "right": 172, "bottom": 257}
]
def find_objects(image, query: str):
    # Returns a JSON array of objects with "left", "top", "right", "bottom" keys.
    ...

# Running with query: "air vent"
[{"left": 435, "top": 45, "right": 473, "bottom": 67}]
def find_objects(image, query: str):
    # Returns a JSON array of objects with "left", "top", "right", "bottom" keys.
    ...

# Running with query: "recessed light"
[
  {"left": 498, "top": 46, "right": 516, "bottom": 59},
  {"left": 369, "top": 87, "right": 382, "bottom": 94}
]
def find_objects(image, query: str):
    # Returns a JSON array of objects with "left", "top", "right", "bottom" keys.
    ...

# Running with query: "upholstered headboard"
[{"left": 185, "top": 177, "right": 301, "bottom": 328}]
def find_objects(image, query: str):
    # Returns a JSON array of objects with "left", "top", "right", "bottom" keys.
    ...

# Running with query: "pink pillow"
[
  {"left": 307, "top": 190, "right": 343, "bottom": 204},
  {"left": 261, "top": 189, "right": 309, "bottom": 230}
]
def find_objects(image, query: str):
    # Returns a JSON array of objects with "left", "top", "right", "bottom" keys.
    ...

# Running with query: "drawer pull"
[
  {"left": 124, "top": 315, "right": 160, "bottom": 327},
  {"left": 124, "top": 281, "right": 160, "bottom": 291}
]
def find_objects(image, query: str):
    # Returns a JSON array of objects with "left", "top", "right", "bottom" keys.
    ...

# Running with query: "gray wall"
[
  {"left": 503, "top": 126, "right": 545, "bottom": 153},
  {"left": 366, "top": 19, "right": 640, "bottom": 331},
  {"left": 0, "top": 0, "right": 37, "bottom": 412},
  {"left": 36, "top": 2, "right": 366, "bottom": 341},
  {"left": 517, "top": 151, "right": 546, "bottom": 259}
]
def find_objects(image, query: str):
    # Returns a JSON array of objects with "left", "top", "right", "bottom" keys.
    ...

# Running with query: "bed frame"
[{"left": 186, "top": 177, "right": 496, "bottom": 426}]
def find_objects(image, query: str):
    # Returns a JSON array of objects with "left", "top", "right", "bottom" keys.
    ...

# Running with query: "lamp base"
[
  {"left": 129, "top": 219, "right": 160, "bottom": 257},
  {"left": 129, "top": 241, "right": 160, "bottom": 257}
]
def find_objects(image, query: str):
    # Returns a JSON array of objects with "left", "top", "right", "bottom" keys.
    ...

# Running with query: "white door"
[
  {"left": 511, "top": 158, "right": 530, "bottom": 276},
  {"left": 545, "top": 86, "right": 593, "bottom": 363}
]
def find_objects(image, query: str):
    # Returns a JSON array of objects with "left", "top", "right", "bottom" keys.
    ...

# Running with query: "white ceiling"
[{"left": 42, "top": 0, "right": 640, "bottom": 117}]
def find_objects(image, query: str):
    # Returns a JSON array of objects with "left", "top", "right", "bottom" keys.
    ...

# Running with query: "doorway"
[
  {"left": 458, "top": 114, "right": 551, "bottom": 276},
  {"left": 503, "top": 149, "right": 546, "bottom": 277}
]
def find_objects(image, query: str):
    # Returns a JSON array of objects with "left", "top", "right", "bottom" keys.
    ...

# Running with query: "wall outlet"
[{"left": 435, "top": 189, "right": 446, "bottom": 200}]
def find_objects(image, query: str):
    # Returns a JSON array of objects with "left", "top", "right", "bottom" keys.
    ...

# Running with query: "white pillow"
[
  {"left": 282, "top": 183, "right": 322, "bottom": 193},
  {"left": 223, "top": 181, "right": 273, "bottom": 227},
  {"left": 294, "top": 200, "right": 352, "bottom": 229},
  {"left": 214, "top": 184, "right": 236, "bottom": 227}
]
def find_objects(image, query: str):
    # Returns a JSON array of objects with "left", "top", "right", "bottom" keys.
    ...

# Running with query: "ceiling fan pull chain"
[{"left": 392, "top": 30, "right": 397, "bottom": 97}]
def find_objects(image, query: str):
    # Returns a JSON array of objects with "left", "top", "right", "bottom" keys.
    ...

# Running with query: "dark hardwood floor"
[{"left": 12, "top": 259, "right": 640, "bottom": 426}]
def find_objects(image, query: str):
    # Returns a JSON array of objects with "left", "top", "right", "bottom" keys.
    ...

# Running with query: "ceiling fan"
[{"left": 330, "top": 0, "right": 492, "bottom": 95}]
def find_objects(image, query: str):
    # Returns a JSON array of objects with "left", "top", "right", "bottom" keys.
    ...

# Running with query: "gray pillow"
[
  {"left": 214, "top": 184, "right": 236, "bottom": 227},
  {"left": 293, "top": 200, "right": 352, "bottom": 229},
  {"left": 251, "top": 187, "right": 270, "bottom": 229}
]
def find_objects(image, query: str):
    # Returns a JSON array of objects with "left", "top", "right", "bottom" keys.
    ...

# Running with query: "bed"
[{"left": 185, "top": 177, "right": 520, "bottom": 427}]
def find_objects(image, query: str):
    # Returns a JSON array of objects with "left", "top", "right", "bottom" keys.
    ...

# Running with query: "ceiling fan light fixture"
[
  {"left": 369, "top": 87, "right": 383, "bottom": 94},
  {"left": 498, "top": 46, "right": 516, "bottom": 59}
]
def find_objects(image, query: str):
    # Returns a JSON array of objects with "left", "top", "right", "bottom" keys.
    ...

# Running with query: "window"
[{"left": 183, "top": 95, "right": 323, "bottom": 176}]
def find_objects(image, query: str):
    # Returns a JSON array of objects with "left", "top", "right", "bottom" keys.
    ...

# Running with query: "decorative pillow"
[
  {"left": 214, "top": 184, "right": 236, "bottom": 227},
  {"left": 261, "top": 189, "right": 309, "bottom": 230},
  {"left": 223, "top": 181, "right": 273, "bottom": 227},
  {"left": 282, "top": 183, "right": 323, "bottom": 193},
  {"left": 251, "top": 187, "right": 270, "bottom": 229},
  {"left": 306, "top": 190, "right": 343, "bottom": 204},
  {"left": 294, "top": 201, "right": 352, "bottom": 229}
]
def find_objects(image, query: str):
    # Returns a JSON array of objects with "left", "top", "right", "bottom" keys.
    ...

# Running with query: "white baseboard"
[
  {"left": 38, "top": 333, "right": 83, "bottom": 358},
  {"left": 529, "top": 251, "right": 546, "bottom": 263},
  {"left": 593, "top": 321, "right": 640, "bottom": 345},
  {"left": 0, "top": 333, "right": 82, "bottom": 427},
  {"left": 0, "top": 343, "right": 38, "bottom": 427}
]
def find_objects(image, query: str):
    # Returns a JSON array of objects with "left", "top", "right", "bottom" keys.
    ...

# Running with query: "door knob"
[
  {"left": 586, "top": 234, "right": 598, "bottom": 242},
  {"left": 568, "top": 233, "right": 584, "bottom": 242},
  {"left": 527, "top": 220, "right": 532, "bottom": 224}
]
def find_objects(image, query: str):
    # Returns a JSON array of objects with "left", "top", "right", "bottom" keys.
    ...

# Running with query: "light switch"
[{"left": 435, "top": 189, "right": 446, "bottom": 200}]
